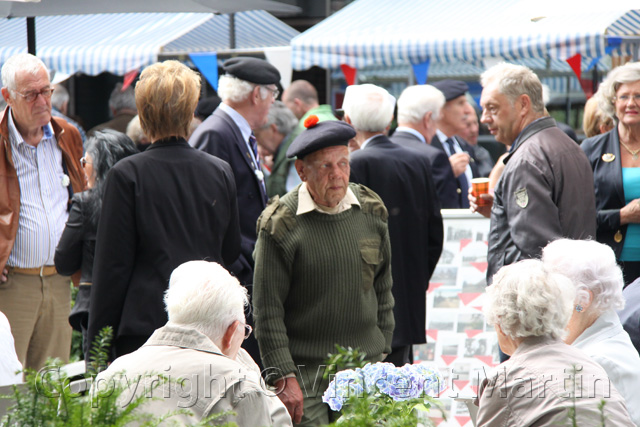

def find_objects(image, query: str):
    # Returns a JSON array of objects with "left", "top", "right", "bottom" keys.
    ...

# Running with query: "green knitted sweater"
[{"left": 253, "top": 183, "right": 395, "bottom": 378}]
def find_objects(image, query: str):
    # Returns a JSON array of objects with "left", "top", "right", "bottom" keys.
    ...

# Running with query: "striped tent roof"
[
  {"left": 291, "top": 0, "right": 640, "bottom": 71},
  {"left": 0, "top": 10, "right": 298, "bottom": 75}
]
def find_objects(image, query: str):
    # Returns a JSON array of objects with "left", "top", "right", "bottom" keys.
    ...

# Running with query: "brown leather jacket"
[{"left": 0, "top": 107, "right": 85, "bottom": 270}]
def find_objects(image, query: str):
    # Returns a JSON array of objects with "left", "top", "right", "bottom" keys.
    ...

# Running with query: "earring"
[{"left": 575, "top": 304, "right": 584, "bottom": 312}]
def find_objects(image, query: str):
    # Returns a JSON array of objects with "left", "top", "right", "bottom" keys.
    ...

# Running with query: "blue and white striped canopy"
[
  {"left": 0, "top": 10, "right": 298, "bottom": 75},
  {"left": 291, "top": 0, "right": 640, "bottom": 71}
]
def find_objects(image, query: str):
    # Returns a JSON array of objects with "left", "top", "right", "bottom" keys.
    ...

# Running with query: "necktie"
[
  {"left": 249, "top": 134, "right": 261, "bottom": 170},
  {"left": 445, "top": 137, "right": 470, "bottom": 208}
]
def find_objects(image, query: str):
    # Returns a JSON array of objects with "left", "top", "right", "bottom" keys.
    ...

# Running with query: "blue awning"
[
  {"left": 291, "top": 0, "right": 640, "bottom": 71},
  {"left": 0, "top": 10, "right": 298, "bottom": 75}
]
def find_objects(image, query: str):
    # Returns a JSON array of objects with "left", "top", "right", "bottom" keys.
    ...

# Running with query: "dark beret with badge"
[
  {"left": 432, "top": 79, "right": 469, "bottom": 102},
  {"left": 223, "top": 56, "right": 280, "bottom": 85},
  {"left": 286, "top": 115, "right": 356, "bottom": 159}
]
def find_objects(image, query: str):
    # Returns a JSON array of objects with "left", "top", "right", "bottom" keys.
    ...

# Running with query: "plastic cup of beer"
[{"left": 471, "top": 178, "right": 491, "bottom": 207}]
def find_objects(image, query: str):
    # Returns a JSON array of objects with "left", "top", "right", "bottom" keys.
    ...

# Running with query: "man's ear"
[
  {"left": 422, "top": 111, "right": 433, "bottom": 128},
  {"left": 518, "top": 94, "right": 532, "bottom": 117},
  {"left": 344, "top": 114, "right": 352, "bottom": 125},
  {"left": 221, "top": 320, "right": 241, "bottom": 352},
  {"left": 1, "top": 88, "right": 11, "bottom": 104},
  {"left": 295, "top": 159, "right": 306, "bottom": 181}
]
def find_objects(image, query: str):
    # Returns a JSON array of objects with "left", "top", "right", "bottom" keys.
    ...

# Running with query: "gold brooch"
[{"left": 602, "top": 153, "right": 615, "bottom": 162}]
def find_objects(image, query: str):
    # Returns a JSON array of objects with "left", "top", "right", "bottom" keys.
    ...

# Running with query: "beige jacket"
[
  {"left": 97, "top": 325, "right": 292, "bottom": 426},
  {"left": 477, "top": 336, "right": 634, "bottom": 426}
]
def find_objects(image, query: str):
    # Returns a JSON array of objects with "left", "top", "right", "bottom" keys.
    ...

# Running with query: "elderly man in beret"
[
  {"left": 253, "top": 119, "right": 395, "bottom": 426},
  {"left": 189, "top": 56, "right": 280, "bottom": 364},
  {"left": 431, "top": 79, "right": 480, "bottom": 208}
]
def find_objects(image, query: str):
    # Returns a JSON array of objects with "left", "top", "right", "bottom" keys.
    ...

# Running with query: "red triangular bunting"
[
  {"left": 454, "top": 380, "right": 470, "bottom": 391},
  {"left": 474, "top": 355, "right": 495, "bottom": 366},
  {"left": 441, "top": 355, "right": 458, "bottom": 365},
  {"left": 455, "top": 415, "right": 472, "bottom": 426},
  {"left": 465, "top": 329, "right": 483, "bottom": 338},
  {"left": 122, "top": 69, "right": 139, "bottom": 91},
  {"left": 470, "top": 261, "right": 488, "bottom": 273},
  {"left": 432, "top": 417, "right": 445, "bottom": 426},
  {"left": 340, "top": 64, "right": 357, "bottom": 86},
  {"left": 470, "top": 385, "right": 479, "bottom": 395},
  {"left": 458, "top": 292, "right": 482, "bottom": 305},
  {"left": 460, "top": 238, "right": 472, "bottom": 251},
  {"left": 566, "top": 53, "right": 582, "bottom": 82},
  {"left": 427, "top": 282, "right": 443, "bottom": 293},
  {"left": 472, "top": 305, "right": 483, "bottom": 312},
  {"left": 426, "top": 329, "right": 439, "bottom": 341}
]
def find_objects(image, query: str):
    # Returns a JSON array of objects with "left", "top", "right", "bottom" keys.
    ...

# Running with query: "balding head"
[{"left": 282, "top": 80, "right": 319, "bottom": 119}]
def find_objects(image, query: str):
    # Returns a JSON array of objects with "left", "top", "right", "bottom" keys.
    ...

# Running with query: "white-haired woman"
[
  {"left": 581, "top": 62, "right": 640, "bottom": 285},
  {"left": 542, "top": 238, "right": 640, "bottom": 425},
  {"left": 478, "top": 259, "right": 633, "bottom": 426}
]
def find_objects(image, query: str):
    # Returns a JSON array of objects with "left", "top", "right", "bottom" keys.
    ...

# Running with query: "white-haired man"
[
  {"left": 0, "top": 53, "right": 84, "bottom": 370},
  {"left": 189, "top": 57, "right": 280, "bottom": 365},
  {"left": 97, "top": 261, "right": 292, "bottom": 426},
  {"left": 390, "top": 84, "right": 459, "bottom": 208},
  {"left": 344, "top": 84, "right": 443, "bottom": 367},
  {"left": 469, "top": 63, "right": 596, "bottom": 283}
]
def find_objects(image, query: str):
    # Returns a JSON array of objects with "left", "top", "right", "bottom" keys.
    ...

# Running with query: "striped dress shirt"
[{"left": 6, "top": 110, "right": 70, "bottom": 268}]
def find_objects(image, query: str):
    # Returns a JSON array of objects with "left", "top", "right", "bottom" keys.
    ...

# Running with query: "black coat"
[
  {"left": 390, "top": 130, "right": 459, "bottom": 209},
  {"left": 581, "top": 128, "right": 628, "bottom": 258},
  {"left": 87, "top": 138, "right": 241, "bottom": 359},
  {"left": 189, "top": 107, "right": 267, "bottom": 285},
  {"left": 431, "top": 135, "right": 480, "bottom": 208},
  {"left": 350, "top": 135, "right": 444, "bottom": 347}
]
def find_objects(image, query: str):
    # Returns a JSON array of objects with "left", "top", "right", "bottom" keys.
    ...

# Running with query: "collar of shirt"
[
  {"left": 7, "top": 107, "right": 53, "bottom": 147},
  {"left": 394, "top": 127, "right": 426, "bottom": 144},
  {"left": 436, "top": 129, "right": 460, "bottom": 156},
  {"left": 360, "top": 133, "right": 385, "bottom": 150},
  {"left": 296, "top": 182, "right": 360, "bottom": 215},
  {"left": 219, "top": 102, "right": 252, "bottom": 143}
]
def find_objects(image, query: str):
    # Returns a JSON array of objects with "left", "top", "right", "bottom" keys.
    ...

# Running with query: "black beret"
[
  {"left": 287, "top": 119, "right": 356, "bottom": 159},
  {"left": 432, "top": 79, "right": 469, "bottom": 102},
  {"left": 222, "top": 57, "right": 280, "bottom": 85}
]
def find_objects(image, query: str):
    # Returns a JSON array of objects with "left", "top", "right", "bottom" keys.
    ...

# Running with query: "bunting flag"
[
  {"left": 411, "top": 59, "right": 430, "bottom": 84},
  {"left": 190, "top": 52, "right": 219, "bottom": 91},
  {"left": 566, "top": 53, "right": 582, "bottom": 82},
  {"left": 606, "top": 36, "right": 623, "bottom": 55},
  {"left": 340, "top": 64, "right": 357, "bottom": 86},
  {"left": 122, "top": 69, "right": 139, "bottom": 91}
]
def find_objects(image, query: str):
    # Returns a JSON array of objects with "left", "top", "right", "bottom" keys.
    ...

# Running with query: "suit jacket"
[
  {"left": 189, "top": 107, "right": 267, "bottom": 285},
  {"left": 87, "top": 137, "right": 241, "bottom": 360},
  {"left": 350, "top": 135, "right": 443, "bottom": 347},
  {"left": 580, "top": 128, "right": 627, "bottom": 258},
  {"left": 431, "top": 134, "right": 479, "bottom": 208},
  {"left": 389, "top": 130, "right": 459, "bottom": 209}
]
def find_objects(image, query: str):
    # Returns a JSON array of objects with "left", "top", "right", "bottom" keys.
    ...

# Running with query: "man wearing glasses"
[
  {"left": 97, "top": 261, "right": 292, "bottom": 426},
  {"left": 0, "top": 53, "right": 84, "bottom": 371},
  {"left": 190, "top": 56, "right": 280, "bottom": 366}
]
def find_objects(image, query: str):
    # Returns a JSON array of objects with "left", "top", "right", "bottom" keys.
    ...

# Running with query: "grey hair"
[
  {"left": 108, "top": 82, "right": 137, "bottom": 113},
  {"left": 218, "top": 74, "right": 269, "bottom": 103},
  {"left": 596, "top": 61, "right": 640, "bottom": 120},
  {"left": 1, "top": 53, "right": 48, "bottom": 91},
  {"left": 542, "top": 239, "right": 625, "bottom": 314},
  {"left": 51, "top": 84, "right": 69, "bottom": 111},
  {"left": 164, "top": 261, "right": 249, "bottom": 343},
  {"left": 342, "top": 84, "right": 396, "bottom": 132},
  {"left": 263, "top": 100, "right": 297, "bottom": 135},
  {"left": 480, "top": 62, "right": 545, "bottom": 114},
  {"left": 397, "top": 85, "right": 446, "bottom": 124},
  {"left": 125, "top": 115, "right": 147, "bottom": 144},
  {"left": 484, "top": 259, "right": 576, "bottom": 340}
]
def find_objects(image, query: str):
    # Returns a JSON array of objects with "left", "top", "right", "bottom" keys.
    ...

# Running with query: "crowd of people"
[{"left": 1, "top": 50, "right": 640, "bottom": 426}]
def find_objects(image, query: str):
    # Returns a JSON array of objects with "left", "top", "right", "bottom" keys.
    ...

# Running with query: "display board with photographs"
[{"left": 413, "top": 211, "right": 495, "bottom": 427}]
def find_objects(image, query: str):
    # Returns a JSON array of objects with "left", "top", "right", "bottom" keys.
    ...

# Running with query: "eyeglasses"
[
  {"left": 13, "top": 87, "right": 54, "bottom": 103},
  {"left": 80, "top": 157, "right": 92, "bottom": 168},
  {"left": 614, "top": 94, "right": 640, "bottom": 104},
  {"left": 264, "top": 86, "right": 279, "bottom": 100},
  {"left": 241, "top": 323, "right": 252, "bottom": 340}
]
